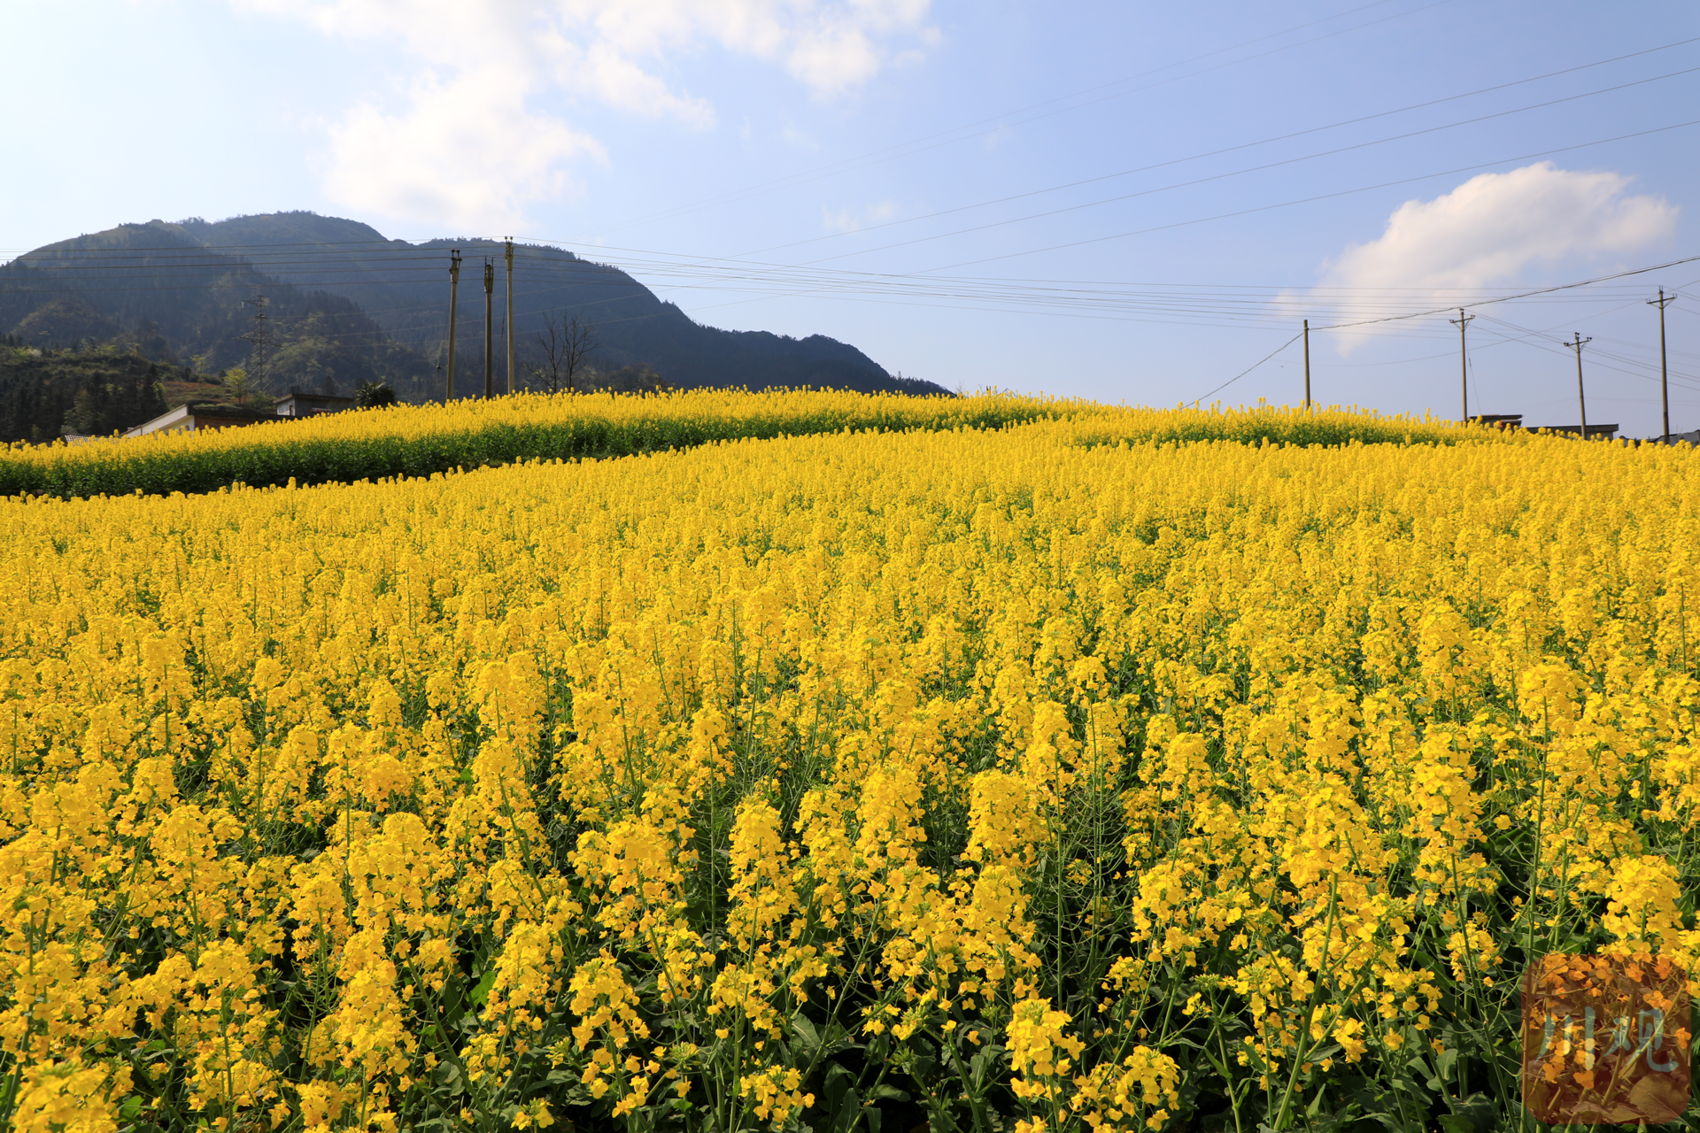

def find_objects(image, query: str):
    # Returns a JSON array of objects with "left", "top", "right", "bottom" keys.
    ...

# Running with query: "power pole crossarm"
[{"left": 1449, "top": 308, "right": 1474, "bottom": 423}]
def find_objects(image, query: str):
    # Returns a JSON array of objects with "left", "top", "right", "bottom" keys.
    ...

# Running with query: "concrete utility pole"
[
  {"left": 1650, "top": 289, "right": 1676, "bottom": 441},
  {"left": 483, "top": 259, "right": 495, "bottom": 399},
  {"left": 504, "top": 238, "right": 515, "bottom": 396},
  {"left": 1302, "top": 319, "right": 1311, "bottom": 410},
  {"left": 1450, "top": 308, "right": 1474, "bottom": 422},
  {"left": 1565, "top": 332, "right": 1593, "bottom": 438},
  {"left": 447, "top": 249, "right": 461, "bottom": 401}
]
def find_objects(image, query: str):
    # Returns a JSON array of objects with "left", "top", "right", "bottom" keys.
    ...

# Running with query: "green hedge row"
[
  {"left": 0, "top": 392, "right": 1501, "bottom": 502},
  {"left": 0, "top": 397, "right": 1065, "bottom": 500}
]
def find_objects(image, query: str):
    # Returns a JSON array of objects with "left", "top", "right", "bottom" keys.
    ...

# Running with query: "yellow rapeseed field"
[
  {"left": 2, "top": 402, "right": 1696, "bottom": 1132},
  {"left": 0, "top": 387, "right": 1463, "bottom": 499}
]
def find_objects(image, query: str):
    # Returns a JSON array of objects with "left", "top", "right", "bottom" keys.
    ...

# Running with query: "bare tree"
[{"left": 529, "top": 311, "right": 600, "bottom": 393}]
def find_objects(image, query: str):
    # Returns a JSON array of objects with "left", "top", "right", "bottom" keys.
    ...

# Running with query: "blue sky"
[{"left": 6, "top": 0, "right": 1699, "bottom": 433}]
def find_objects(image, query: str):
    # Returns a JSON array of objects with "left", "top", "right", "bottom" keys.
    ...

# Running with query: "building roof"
[
  {"left": 274, "top": 388, "right": 355, "bottom": 410},
  {"left": 1528, "top": 423, "right": 1620, "bottom": 439},
  {"left": 123, "top": 403, "right": 278, "bottom": 438}
]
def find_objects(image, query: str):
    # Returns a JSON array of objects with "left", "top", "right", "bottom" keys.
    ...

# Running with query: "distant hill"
[{"left": 0, "top": 212, "right": 947, "bottom": 404}]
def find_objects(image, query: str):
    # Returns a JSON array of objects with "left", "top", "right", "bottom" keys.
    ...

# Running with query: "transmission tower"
[{"left": 239, "top": 295, "right": 276, "bottom": 393}]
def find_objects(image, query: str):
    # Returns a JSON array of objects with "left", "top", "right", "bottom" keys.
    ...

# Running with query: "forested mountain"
[
  {"left": 0, "top": 212, "right": 946, "bottom": 408},
  {"left": 1, "top": 221, "right": 444, "bottom": 403}
]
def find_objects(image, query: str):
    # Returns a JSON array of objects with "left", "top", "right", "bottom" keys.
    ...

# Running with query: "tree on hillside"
[
  {"left": 529, "top": 311, "right": 599, "bottom": 394},
  {"left": 355, "top": 380, "right": 397, "bottom": 408},
  {"left": 61, "top": 363, "right": 168, "bottom": 436},
  {"left": 222, "top": 367, "right": 269, "bottom": 410}
]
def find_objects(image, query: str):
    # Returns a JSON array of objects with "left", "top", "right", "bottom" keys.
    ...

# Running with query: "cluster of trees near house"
[
  {"left": 0, "top": 335, "right": 175, "bottom": 443},
  {"left": 0, "top": 311, "right": 671, "bottom": 444}
]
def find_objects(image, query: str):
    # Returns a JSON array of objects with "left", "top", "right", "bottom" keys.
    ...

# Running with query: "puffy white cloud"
[
  {"left": 1286, "top": 162, "right": 1678, "bottom": 353},
  {"left": 321, "top": 68, "right": 605, "bottom": 233},
  {"left": 569, "top": 41, "right": 715, "bottom": 125},
  {"left": 235, "top": 0, "right": 935, "bottom": 229}
]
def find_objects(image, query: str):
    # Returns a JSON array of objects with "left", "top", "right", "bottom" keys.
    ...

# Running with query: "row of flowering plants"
[
  {"left": 0, "top": 388, "right": 1474, "bottom": 498},
  {"left": 3, "top": 401, "right": 1688, "bottom": 1132}
]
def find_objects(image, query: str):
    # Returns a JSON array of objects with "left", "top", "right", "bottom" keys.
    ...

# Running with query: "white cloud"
[
  {"left": 1284, "top": 162, "right": 1678, "bottom": 353},
  {"left": 823, "top": 199, "right": 898, "bottom": 233},
  {"left": 234, "top": 0, "right": 935, "bottom": 230},
  {"left": 321, "top": 68, "right": 605, "bottom": 233},
  {"left": 780, "top": 124, "right": 820, "bottom": 151},
  {"left": 571, "top": 40, "right": 715, "bottom": 125}
]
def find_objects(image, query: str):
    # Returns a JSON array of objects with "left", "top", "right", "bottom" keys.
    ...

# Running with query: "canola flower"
[
  {"left": 0, "top": 387, "right": 1467, "bottom": 499},
  {"left": 0, "top": 402, "right": 1695, "bottom": 1132}
]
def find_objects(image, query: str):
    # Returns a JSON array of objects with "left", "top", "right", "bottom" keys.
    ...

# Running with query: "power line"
[
  {"left": 573, "top": 0, "right": 1465, "bottom": 239},
  {"left": 1470, "top": 312, "right": 1700, "bottom": 395},
  {"left": 910, "top": 119, "right": 1700, "bottom": 274},
  {"left": 755, "top": 62, "right": 1700, "bottom": 267},
  {"left": 1191, "top": 268, "right": 1700, "bottom": 411},
  {"left": 5, "top": 228, "right": 1696, "bottom": 363},
  {"left": 4, "top": 233, "right": 1678, "bottom": 305},
  {"left": 734, "top": 35, "right": 1699, "bottom": 260},
  {"left": 10, "top": 240, "right": 1677, "bottom": 330},
  {"left": 1316, "top": 256, "right": 1700, "bottom": 330},
  {"left": 1194, "top": 332, "right": 1305, "bottom": 404},
  {"left": 619, "top": 123, "right": 1700, "bottom": 322}
]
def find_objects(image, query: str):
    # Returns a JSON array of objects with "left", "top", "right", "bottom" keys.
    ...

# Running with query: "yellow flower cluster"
[{"left": 0, "top": 401, "right": 1694, "bottom": 1131}]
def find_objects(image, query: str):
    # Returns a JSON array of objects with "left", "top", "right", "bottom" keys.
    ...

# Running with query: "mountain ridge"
[{"left": 0, "top": 211, "right": 948, "bottom": 403}]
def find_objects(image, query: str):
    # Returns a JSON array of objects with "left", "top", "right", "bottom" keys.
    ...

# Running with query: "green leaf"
[
  {"left": 1438, "top": 1093, "right": 1497, "bottom": 1133},
  {"left": 468, "top": 967, "right": 498, "bottom": 1008},
  {"left": 791, "top": 1015, "right": 852, "bottom": 1067}
]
